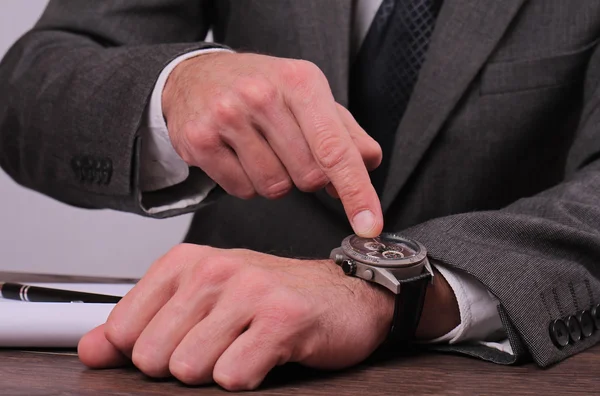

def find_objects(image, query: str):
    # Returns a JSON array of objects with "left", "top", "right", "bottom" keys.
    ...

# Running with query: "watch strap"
[{"left": 388, "top": 270, "right": 432, "bottom": 345}]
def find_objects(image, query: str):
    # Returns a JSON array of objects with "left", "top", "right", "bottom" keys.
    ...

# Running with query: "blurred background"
[{"left": 0, "top": 0, "right": 192, "bottom": 277}]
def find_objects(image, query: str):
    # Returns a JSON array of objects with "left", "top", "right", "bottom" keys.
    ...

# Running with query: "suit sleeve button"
[
  {"left": 566, "top": 315, "right": 582, "bottom": 343},
  {"left": 576, "top": 310, "right": 595, "bottom": 338},
  {"left": 549, "top": 319, "right": 570, "bottom": 348}
]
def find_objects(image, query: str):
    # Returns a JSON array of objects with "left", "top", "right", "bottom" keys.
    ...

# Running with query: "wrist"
[
  {"left": 328, "top": 257, "right": 459, "bottom": 344},
  {"left": 415, "top": 267, "right": 461, "bottom": 340},
  {"left": 162, "top": 51, "right": 233, "bottom": 122},
  {"left": 161, "top": 58, "right": 191, "bottom": 124},
  {"left": 328, "top": 259, "right": 395, "bottom": 346}
]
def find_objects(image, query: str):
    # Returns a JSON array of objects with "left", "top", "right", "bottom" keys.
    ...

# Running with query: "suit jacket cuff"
[{"left": 399, "top": 213, "right": 600, "bottom": 367}]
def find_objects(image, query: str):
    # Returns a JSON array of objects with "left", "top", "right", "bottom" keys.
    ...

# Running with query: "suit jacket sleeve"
[
  {"left": 401, "top": 43, "right": 600, "bottom": 367},
  {"left": 0, "top": 0, "right": 226, "bottom": 216}
]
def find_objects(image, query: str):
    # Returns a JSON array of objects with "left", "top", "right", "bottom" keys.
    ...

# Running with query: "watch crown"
[{"left": 341, "top": 260, "right": 356, "bottom": 276}]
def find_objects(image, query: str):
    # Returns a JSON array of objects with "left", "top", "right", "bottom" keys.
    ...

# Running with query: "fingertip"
[
  {"left": 351, "top": 209, "right": 383, "bottom": 238},
  {"left": 78, "top": 324, "right": 129, "bottom": 369}
]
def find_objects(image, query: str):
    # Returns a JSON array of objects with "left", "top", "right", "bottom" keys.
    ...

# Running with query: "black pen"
[{"left": 0, "top": 282, "right": 122, "bottom": 303}]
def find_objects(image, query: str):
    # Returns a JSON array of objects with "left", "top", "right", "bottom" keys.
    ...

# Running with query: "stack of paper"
[{"left": 0, "top": 283, "right": 135, "bottom": 347}]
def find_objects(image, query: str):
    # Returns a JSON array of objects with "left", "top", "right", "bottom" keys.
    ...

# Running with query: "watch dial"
[{"left": 348, "top": 235, "right": 418, "bottom": 260}]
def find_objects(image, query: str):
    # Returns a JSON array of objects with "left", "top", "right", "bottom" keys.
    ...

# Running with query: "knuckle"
[
  {"left": 170, "top": 359, "right": 206, "bottom": 385},
  {"left": 281, "top": 59, "right": 321, "bottom": 92},
  {"left": 236, "top": 77, "right": 278, "bottom": 111},
  {"left": 166, "top": 242, "right": 193, "bottom": 258},
  {"left": 184, "top": 124, "right": 221, "bottom": 157},
  {"left": 259, "top": 178, "right": 292, "bottom": 199},
  {"left": 336, "top": 102, "right": 352, "bottom": 117},
  {"left": 164, "top": 297, "right": 191, "bottom": 320},
  {"left": 230, "top": 184, "right": 257, "bottom": 200},
  {"left": 371, "top": 141, "right": 383, "bottom": 160},
  {"left": 131, "top": 349, "right": 167, "bottom": 378},
  {"left": 187, "top": 255, "right": 239, "bottom": 287},
  {"left": 370, "top": 152, "right": 383, "bottom": 169},
  {"left": 215, "top": 372, "right": 255, "bottom": 392},
  {"left": 104, "top": 318, "right": 134, "bottom": 353},
  {"left": 314, "top": 133, "right": 347, "bottom": 170},
  {"left": 361, "top": 143, "right": 382, "bottom": 169},
  {"left": 296, "top": 168, "right": 328, "bottom": 192},
  {"left": 161, "top": 243, "right": 209, "bottom": 269},
  {"left": 212, "top": 95, "right": 241, "bottom": 126},
  {"left": 295, "top": 60, "right": 323, "bottom": 80},
  {"left": 364, "top": 138, "right": 382, "bottom": 158}
]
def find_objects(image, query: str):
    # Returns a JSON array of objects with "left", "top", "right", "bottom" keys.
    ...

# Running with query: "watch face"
[
  {"left": 339, "top": 233, "right": 426, "bottom": 267},
  {"left": 347, "top": 234, "right": 418, "bottom": 260}
]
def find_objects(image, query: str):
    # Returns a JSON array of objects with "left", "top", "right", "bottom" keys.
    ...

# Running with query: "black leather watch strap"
[{"left": 388, "top": 270, "right": 432, "bottom": 345}]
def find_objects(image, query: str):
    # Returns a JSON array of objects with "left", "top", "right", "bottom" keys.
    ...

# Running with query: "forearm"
[
  {"left": 0, "top": 0, "right": 223, "bottom": 215},
  {"left": 399, "top": 168, "right": 600, "bottom": 366}
]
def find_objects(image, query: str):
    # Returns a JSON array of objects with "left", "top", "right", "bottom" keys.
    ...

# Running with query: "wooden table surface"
[
  {"left": 1, "top": 272, "right": 597, "bottom": 395},
  {"left": 2, "top": 346, "right": 598, "bottom": 396}
]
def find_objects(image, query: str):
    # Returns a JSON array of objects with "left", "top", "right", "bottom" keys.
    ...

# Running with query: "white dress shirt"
[{"left": 137, "top": 0, "right": 512, "bottom": 354}]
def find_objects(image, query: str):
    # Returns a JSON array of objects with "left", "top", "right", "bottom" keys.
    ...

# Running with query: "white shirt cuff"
[
  {"left": 139, "top": 48, "right": 232, "bottom": 193},
  {"left": 428, "top": 263, "right": 514, "bottom": 355}
]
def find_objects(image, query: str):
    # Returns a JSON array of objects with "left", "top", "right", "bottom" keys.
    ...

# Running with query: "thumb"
[{"left": 78, "top": 324, "right": 129, "bottom": 369}]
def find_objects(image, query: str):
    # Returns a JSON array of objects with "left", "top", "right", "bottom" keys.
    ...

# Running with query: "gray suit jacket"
[{"left": 1, "top": 0, "right": 600, "bottom": 368}]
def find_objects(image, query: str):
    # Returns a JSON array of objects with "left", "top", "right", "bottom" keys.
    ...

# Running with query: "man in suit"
[{"left": 1, "top": 0, "right": 600, "bottom": 391}]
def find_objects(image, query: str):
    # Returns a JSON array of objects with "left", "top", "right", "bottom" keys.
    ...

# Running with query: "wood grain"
[{"left": 1, "top": 345, "right": 598, "bottom": 395}]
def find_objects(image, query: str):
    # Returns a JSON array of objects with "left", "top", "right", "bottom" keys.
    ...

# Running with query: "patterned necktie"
[{"left": 349, "top": 0, "right": 442, "bottom": 194}]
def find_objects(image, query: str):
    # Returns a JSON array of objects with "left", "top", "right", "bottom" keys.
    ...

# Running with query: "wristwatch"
[{"left": 330, "top": 232, "right": 434, "bottom": 344}]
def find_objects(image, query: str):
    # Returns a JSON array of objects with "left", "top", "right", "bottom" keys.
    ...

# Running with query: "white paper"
[{"left": 0, "top": 283, "right": 135, "bottom": 347}]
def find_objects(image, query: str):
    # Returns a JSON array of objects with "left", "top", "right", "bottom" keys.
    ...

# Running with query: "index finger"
[{"left": 280, "top": 61, "right": 383, "bottom": 237}]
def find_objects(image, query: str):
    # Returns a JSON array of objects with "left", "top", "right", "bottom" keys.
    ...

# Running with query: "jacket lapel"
[{"left": 380, "top": 0, "right": 528, "bottom": 211}]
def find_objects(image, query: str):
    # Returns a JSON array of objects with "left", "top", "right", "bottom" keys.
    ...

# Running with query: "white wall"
[{"left": 0, "top": 0, "right": 192, "bottom": 277}]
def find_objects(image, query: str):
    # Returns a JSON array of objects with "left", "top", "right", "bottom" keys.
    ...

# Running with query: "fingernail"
[{"left": 352, "top": 210, "right": 376, "bottom": 237}]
